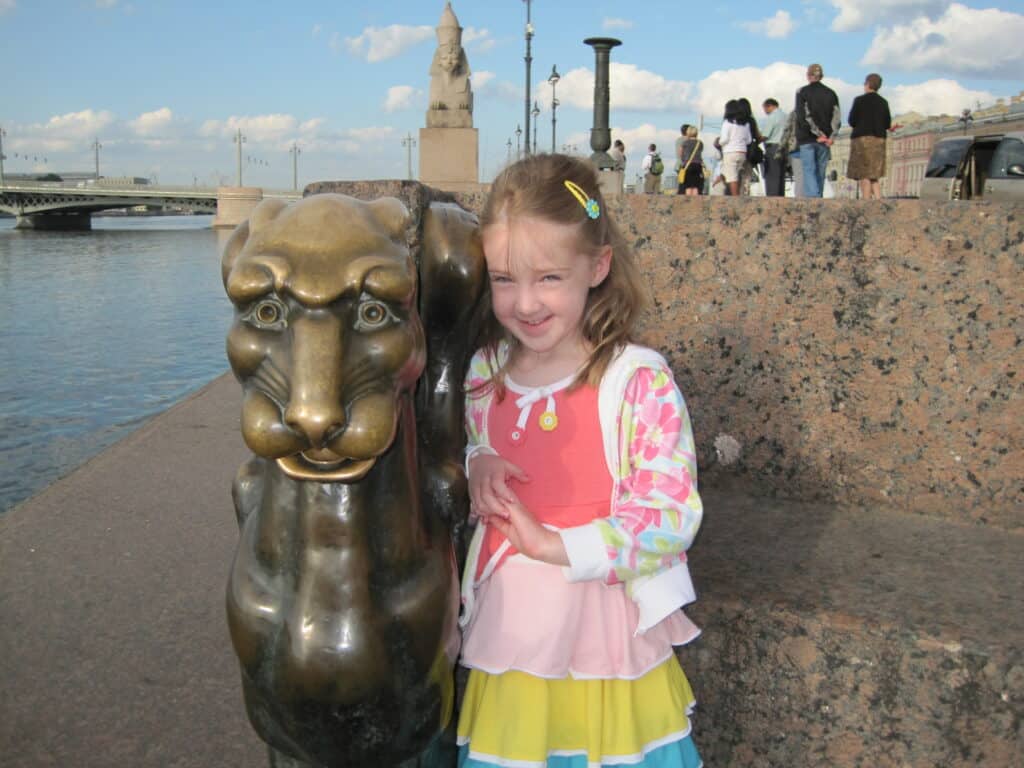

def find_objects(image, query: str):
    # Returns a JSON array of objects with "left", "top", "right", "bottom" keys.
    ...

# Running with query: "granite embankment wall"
[{"left": 619, "top": 196, "right": 1022, "bottom": 530}]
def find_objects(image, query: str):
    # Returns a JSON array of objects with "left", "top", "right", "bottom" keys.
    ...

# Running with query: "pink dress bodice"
[
  {"left": 462, "top": 377, "right": 699, "bottom": 680},
  {"left": 476, "top": 381, "right": 611, "bottom": 580}
]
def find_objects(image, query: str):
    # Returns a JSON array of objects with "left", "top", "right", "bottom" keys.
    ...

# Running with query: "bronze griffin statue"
[{"left": 221, "top": 191, "right": 484, "bottom": 767}]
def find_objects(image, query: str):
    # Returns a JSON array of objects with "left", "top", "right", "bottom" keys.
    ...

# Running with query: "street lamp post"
[
  {"left": 531, "top": 102, "right": 540, "bottom": 155},
  {"left": 401, "top": 133, "right": 417, "bottom": 180},
  {"left": 506, "top": 138, "right": 513, "bottom": 165},
  {"left": 92, "top": 137, "right": 102, "bottom": 179},
  {"left": 515, "top": 125, "right": 523, "bottom": 159},
  {"left": 0, "top": 127, "right": 6, "bottom": 187},
  {"left": 290, "top": 143, "right": 301, "bottom": 190},
  {"left": 522, "top": 0, "right": 534, "bottom": 156},
  {"left": 234, "top": 129, "right": 246, "bottom": 186},
  {"left": 548, "top": 65, "right": 560, "bottom": 153}
]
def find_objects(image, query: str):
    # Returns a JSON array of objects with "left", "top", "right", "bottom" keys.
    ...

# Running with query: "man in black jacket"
[{"left": 794, "top": 63, "right": 840, "bottom": 198}]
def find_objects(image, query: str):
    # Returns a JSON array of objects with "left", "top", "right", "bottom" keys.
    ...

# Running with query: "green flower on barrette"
[{"left": 585, "top": 199, "right": 600, "bottom": 219}]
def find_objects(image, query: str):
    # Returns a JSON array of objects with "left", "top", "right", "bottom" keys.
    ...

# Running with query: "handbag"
[
  {"left": 677, "top": 141, "right": 701, "bottom": 184},
  {"left": 746, "top": 140, "right": 764, "bottom": 166}
]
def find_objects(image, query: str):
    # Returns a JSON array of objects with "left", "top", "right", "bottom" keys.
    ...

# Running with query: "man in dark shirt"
[{"left": 794, "top": 63, "right": 840, "bottom": 198}]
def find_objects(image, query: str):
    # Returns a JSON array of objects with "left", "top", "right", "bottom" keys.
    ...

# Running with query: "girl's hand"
[
  {"left": 488, "top": 500, "right": 569, "bottom": 567},
  {"left": 468, "top": 453, "right": 528, "bottom": 519}
]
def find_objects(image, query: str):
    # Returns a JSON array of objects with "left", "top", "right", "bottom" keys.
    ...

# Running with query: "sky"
[{"left": 1, "top": 0, "right": 1023, "bottom": 188}]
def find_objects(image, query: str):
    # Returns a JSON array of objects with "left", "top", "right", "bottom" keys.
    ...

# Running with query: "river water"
[{"left": 0, "top": 215, "right": 235, "bottom": 513}]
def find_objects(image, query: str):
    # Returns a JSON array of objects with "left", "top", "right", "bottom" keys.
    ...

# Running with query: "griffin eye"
[
  {"left": 356, "top": 300, "right": 392, "bottom": 330},
  {"left": 244, "top": 298, "right": 288, "bottom": 330}
]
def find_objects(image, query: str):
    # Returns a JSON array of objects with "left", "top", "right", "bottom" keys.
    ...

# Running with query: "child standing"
[{"left": 457, "top": 154, "right": 704, "bottom": 768}]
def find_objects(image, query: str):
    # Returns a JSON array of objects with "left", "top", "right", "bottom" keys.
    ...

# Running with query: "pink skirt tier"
[{"left": 461, "top": 554, "right": 700, "bottom": 680}]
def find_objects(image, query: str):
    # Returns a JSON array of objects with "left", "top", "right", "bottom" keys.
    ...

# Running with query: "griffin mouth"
[{"left": 277, "top": 450, "right": 376, "bottom": 482}]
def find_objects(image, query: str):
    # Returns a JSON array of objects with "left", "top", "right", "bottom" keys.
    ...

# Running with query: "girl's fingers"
[
  {"left": 505, "top": 461, "right": 530, "bottom": 483},
  {"left": 488, "top": 515, "right": 512, "bottom": 539},
  {"left": 491, "top": 476, "right": 519, "bottom": 505}
]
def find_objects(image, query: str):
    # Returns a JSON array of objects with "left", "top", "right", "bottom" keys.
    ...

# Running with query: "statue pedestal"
[
  {"left": 214, "top": 186, "right": 264, "bottom": 229},
  {"left": 597, "top": 169, "right": 625, "bottom": 199},
  {"left": 419, "top": 127, "right": 479, "bottom": 191}
]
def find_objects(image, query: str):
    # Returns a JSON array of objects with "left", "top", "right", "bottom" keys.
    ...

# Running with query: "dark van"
[{"left": 920, "top": 132, "right": 1024, "bottom": 202}]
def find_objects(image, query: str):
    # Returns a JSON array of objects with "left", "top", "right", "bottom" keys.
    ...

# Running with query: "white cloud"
[
  {"left": 45, "top": 108, "right": 116, "bottom": 138},
  {"left": 472, "top": 71, "right": 496, "bottom": 90},
  {"left": 199, "top": 114, "right": 300, "bottom": 144},
  {"left": 603, "top": 17, "right": 634, "bottom": 31},
  {"left": 463, "top": 26, "right": 495, "bottom": 53},
  {"left": 311, "top": 23, "right": 322, "bottom": 38},
  {"left": 829, "top": 0, "right": 950, "bottom": 32},
  {"left": 343, "top": 24, "right": 433, "bottom": 63},
  {"left": 128, "top": 107, "right": 174, "bottom": 137},
  {"left": 345, "top": 126, "right": 395, "bottom": 143},
  {"left": 862, "top": 4, "right": 1024, "bottom": 78},
  {"left": 885, "top": 79, "right": 996, "bottom": 117},
  {"left": 384, "top": 85, "right": 420, "bottom": 112},
  {"left": 22, "top": 109, "right": 117, "bottom": 152},
  {"left": 0, "top": 0, "right": 16, "bottom": 15},
  {"left": 299, "top": 118, "right": 326, "bottom": 135},
  {"left": 555, "top": 63, "right": 692, "bottom": 112},
  {"left": 741, "top": 10, "right": 796, "bottom": 39},
  {"left": 607, "top": 123, "right": 680, "bottom": 156},
  {"left": 692, "top": 62, "right": 827, "bottom": 123},
  {"left": 95, "top": 0, "right": 118, "bottom": 8}
]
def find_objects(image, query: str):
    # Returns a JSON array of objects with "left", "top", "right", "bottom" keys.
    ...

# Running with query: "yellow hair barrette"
[{"left": 564, "top": 180, "right": 600, "bottom": 220}]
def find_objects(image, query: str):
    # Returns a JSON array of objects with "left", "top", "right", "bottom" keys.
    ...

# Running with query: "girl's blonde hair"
[{"left": 474, "top": 153, "right": 650, "bottom": 392}]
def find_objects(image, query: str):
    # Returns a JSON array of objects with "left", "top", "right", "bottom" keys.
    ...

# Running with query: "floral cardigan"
[{"left": 461, "top": 343, "right": 704, "bottom": 633}]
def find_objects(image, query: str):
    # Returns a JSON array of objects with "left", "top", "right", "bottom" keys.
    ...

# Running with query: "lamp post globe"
[
  {"left": 548, "top": 65, "right": 561, "bottom": 153},
  {"left": 531, "top": 101, "right": 541, "bottom": 155}
]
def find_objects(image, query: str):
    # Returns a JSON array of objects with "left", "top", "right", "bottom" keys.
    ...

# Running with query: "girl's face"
[{"left": 482, "top": 214, "right": 610, "bottom": 369}]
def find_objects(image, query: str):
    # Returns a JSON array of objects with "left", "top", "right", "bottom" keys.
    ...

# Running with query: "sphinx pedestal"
[{"left": 419, "top": 127, "right": 479, "bottom": 192}]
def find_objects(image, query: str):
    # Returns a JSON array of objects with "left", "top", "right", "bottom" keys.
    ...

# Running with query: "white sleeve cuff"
[
  {"left": 631, "top": 562, "right": 697, "bottom": 634},
  {"left": 464, "top": 444, "right": 497, "bottom": 477},
  {"left": 558, "top": 523, "right": 611, "bottom": 583}
]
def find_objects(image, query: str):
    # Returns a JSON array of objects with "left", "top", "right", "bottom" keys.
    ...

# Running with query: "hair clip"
[{"left": 564, "top": 180, "right": 600, "bottom": 219}]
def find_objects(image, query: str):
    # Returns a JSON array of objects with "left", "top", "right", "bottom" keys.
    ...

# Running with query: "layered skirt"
[
  {"left": 457, "top": 659, "right": 702, "bottom": 768},
  {"left": 458, "top": 555, "right": 702, "bottom": 768}
]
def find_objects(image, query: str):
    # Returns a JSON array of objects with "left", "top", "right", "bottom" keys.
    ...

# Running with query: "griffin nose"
[{"left": 284, "top": 404, "right": 346, "bottom": 449}]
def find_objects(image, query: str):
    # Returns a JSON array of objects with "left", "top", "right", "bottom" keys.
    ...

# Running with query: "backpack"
[{"left": 650, "top": 153, "right": 664, "bottom": 175}]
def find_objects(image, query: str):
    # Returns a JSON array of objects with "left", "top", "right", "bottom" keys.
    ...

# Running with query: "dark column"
[{"left": 583, "top": 37, "right": 621, "bottom": 170}]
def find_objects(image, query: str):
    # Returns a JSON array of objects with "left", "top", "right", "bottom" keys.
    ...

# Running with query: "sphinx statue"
[
  {"left": 426, "top": 2, "right": 473, "bottom": 129},
  {"left": 222, "top": 191, "right": 484, "bottom": 767}
]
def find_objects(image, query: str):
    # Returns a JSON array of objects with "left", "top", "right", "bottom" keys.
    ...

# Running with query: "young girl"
[{"left": 457, "top": 154, "right": 704, "bottom": 768}]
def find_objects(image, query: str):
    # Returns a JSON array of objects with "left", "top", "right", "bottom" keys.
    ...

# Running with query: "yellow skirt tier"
[{"left": 457, "top": 656, "right": 701, "bottom": 768}]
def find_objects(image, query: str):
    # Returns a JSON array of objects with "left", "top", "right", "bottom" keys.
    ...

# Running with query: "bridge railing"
[{"left": 0, "top": 181, "right": 301, "bottom": 200}]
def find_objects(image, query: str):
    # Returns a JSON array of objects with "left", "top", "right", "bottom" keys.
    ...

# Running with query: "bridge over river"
[{"left": 0, "top": 181, "right": 301, "bottom": 229}]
